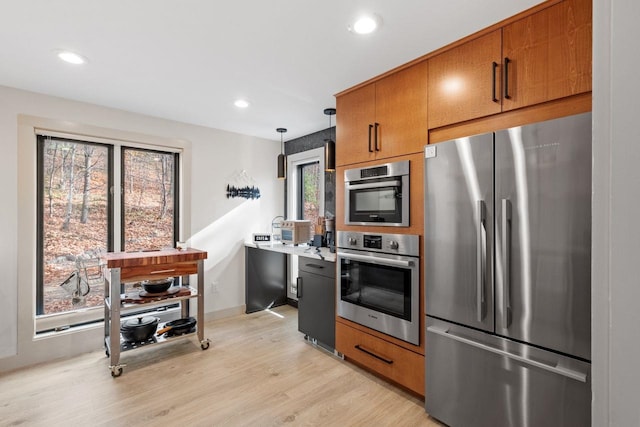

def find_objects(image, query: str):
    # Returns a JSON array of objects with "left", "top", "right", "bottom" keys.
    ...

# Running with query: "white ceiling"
[{"left": 0, "top": 0, "right": 543, "bottom": 141}]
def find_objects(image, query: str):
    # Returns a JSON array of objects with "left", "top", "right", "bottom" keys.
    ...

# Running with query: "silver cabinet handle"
[
  {"left": 346, "top": 180, "right": 402, "bottom": 191},
  {"left": 502, "top": 199, "right": 512, "bottom": 327},
  {"left": 427, "top": 326, "right": 588, "bottom": 383},
  {"left": 337, "top": 252, "right": 412, "bottom": 268},
  {"left": 476, "top": 200, "right": 486, "bottom": 322}
]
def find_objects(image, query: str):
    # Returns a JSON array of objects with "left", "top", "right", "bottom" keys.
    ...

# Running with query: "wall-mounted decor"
[{"left": 226, "top": 170, "right": 261, "bottom": 199}]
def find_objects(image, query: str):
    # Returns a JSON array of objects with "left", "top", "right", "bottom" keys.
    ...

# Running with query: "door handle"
[
  {"left": 502, "top": 199, "right": 512, "bottom": 327},
  {"left": 296, "top": 277, "right": 302, "bottom": 299},
  {"left": 368, "top": 124, "right": 374, "bottom": 152},
  {"left": 427, "top": 326, "right": 588, "bottom": 383},
  {"left": 354, "top": 344, "right": 393, "bottom": 364},
  {"left": 476, "top": 200, "right": 486, "bottom": 322},
  {"left": 492, "top": 61, "right": 499, "bottom": 103},
  {"left": 305, "top": 263, "right": 325, "bottom": 269},
  {"left": 374, "top": 122, "right": 380, "bottom": 151},
  {"left": 504, "top": 57, "right": 512, "bottom": 99}
]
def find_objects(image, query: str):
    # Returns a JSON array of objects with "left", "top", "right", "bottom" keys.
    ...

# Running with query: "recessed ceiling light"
[
  {"left": 349, "top": 14, "right": 380, "bottom": 35},
  {"left": 56, "top": 50, "right": 87, "bottom": 65},
  {"left": 234, "top": 99, "right": 250, "bottom": 108}
]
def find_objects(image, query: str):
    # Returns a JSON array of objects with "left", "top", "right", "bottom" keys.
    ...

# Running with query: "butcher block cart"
[{"left": 103, "top": 248, "right": 209, "bottom": 377}]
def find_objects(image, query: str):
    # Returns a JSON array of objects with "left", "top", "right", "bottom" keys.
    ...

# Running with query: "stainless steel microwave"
[{"left": 344, "top": 160, "right": 410, "bottom": 227}]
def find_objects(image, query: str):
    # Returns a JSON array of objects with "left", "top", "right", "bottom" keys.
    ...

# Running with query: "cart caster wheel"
[
  {"left": 110, "top": 366, "right": 123, "bottom": 377},
  {"left": 200, "top": 340, "right": 210, "bottom": 350}
]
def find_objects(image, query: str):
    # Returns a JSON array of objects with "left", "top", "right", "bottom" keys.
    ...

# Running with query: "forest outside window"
[{"left": 36, "top": 135, "right": 180, "bottom": 328}]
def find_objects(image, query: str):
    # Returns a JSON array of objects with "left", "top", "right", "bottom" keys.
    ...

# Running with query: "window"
[
  {"left": 286, "top": 147, "right": 325, "bottom": 296},
  {"left": 36, "top": 134, "right": 180, "bottom": 328},
  {"left": 122, "top": 148, "right": 178, "bottom": 252},
  {"left": 298, "top": 161, "right": 321, "bottom": 238}
]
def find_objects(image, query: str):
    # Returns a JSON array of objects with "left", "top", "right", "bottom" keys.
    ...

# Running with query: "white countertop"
[{"left": 244, "top": 241, "right": 336, "bottom": 263}]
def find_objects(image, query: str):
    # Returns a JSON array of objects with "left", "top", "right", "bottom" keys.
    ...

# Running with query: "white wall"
[
  {"left": 592, "top": 0, "right": 640, "bottom": 425},
  {"left": 0, "top": 85, "right": 284, "bottom": 371}
]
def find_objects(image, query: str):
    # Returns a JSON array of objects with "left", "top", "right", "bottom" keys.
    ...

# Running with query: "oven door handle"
[
  {"left": 346, "top": 180, "right": 401, "bottom": 191},
  {"left": 338, "top": 252, "right": 413, "bottom": 268}
]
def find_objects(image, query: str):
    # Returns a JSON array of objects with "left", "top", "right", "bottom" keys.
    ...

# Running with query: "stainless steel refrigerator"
[{"left": 424, "top": 112, "right": 591, "bottom": 427}]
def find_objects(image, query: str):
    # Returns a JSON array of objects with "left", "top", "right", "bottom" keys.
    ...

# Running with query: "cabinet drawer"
[
  {"left": 298, "top": 258, "right": 335, "bottom": 279},
  {"left": 336, "top": 321, "right": 424, "bottom": 396},
  {"left": 118, "top": 261, "right": 199, "bottom": 282}
]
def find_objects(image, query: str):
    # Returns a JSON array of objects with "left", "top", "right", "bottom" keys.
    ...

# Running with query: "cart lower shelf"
[{"left": 105, "top": 321, "right": 210, "bottom": 377}]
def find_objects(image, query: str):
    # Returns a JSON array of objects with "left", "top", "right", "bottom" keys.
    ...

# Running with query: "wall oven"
[
  {"left": 344, "top": 160, "right": 409, "bottom": 227},
  {"left": 337, "top": 231, "right": 420, "bottom": 345}
]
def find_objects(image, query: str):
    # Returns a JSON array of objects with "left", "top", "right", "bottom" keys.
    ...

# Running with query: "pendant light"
[
  {"left": 324, "top": 108, "right": 336, "bottom": 172},
  {"left": 277, "top": 127, "right": 287, "bottom": 179}
]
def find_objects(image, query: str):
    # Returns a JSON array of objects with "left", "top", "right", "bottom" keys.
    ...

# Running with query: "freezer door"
[
  {"left": 425, "top": 317, "right": 591, "bottom": 427},
  {"left": 424, "top": 134, "right": 494, "bottom": 332},
  {"left": 495, "top": 112, "right": 591, "bottom": 360}
]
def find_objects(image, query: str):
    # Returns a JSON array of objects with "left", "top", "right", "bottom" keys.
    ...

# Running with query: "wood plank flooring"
[{"left": 0, "top": 305, "right": 443, "bottom": 426}]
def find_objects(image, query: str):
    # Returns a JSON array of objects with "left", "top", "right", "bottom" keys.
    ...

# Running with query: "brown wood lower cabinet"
[{"left": 336, "top": 320, "right": 424, "bottom": 396}]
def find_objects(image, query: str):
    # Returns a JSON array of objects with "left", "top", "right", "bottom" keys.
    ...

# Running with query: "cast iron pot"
[
  {"left": 156, "top": 317, "right": 197, "bottom": 336},
  {"left": 120, "top": 316, "right": 159, "bottom": 342},
  {"left": 142, "top": 278, "right": 173, "bottom": 293}
]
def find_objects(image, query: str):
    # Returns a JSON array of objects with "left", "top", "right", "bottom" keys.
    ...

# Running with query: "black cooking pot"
[
  {"left": 120, "top": 316, "right": 159, "bottom": 342},
  {"left": 156, "top": 317, "right": 197, "bottom": 336},
  {"left": 142, "top": 278, "right": 173, "bottom": 293}
]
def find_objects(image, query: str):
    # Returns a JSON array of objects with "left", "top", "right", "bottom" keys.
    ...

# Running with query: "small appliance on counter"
[{"left": 280, "top": 220, "right": 311, "bottom": 245}]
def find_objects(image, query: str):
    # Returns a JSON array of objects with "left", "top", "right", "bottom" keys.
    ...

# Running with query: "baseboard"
[{"left": 204, "top": 305, "right": 245, "bottom": 322}]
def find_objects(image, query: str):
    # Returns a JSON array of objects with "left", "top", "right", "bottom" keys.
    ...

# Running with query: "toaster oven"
[{"left": 280, "top": 220, "right": 311, "bottom": 245}]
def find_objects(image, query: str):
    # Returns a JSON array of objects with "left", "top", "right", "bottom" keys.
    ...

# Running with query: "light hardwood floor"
[{"left": 0, "top": 305, "right": 443, "bottom": 426}]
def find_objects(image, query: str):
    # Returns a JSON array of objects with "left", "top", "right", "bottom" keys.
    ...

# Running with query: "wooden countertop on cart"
[{"left": 103, "top": 248, "right": 208, "bottom": 269}]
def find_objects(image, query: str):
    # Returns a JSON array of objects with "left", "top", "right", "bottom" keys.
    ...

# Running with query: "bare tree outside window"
[
  {"left": 123, "top": 149, "right": 176, "bottom": 252},
  {"left": 37, "top": 138, "right": 180, "bottom": 321},
  {"left": 39, "top": 138, "right": 109, "bottom": 315},
  {"left": 300, "top": 161, "right": 321, "bottom": 237}
]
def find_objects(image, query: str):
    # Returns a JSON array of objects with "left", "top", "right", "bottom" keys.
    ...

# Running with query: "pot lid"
[{"left": 121, "top": 316, "right": 158, "bottom": 329}]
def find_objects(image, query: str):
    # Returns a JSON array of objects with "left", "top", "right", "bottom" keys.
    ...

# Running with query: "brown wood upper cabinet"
[
  {"left": 336, "top": 61, "right": 428, "bottom": 166},
  {"left": 428, "top": 0, "right": 591, "bottom": 129}
]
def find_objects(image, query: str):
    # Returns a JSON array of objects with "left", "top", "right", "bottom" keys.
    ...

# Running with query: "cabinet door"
[
  {"left": 336, "top": 321, "right": 424, "bottom": 396},
  {"left": 375, "top": 61, "right": 428, "bottom": 158},
  {"left": 502, "top": 0, "right": 592, "bottom": 111},
  {"left": 428, "top": 30, "right": 502, "bottom": 129},
  {"left": 336, "top": 83, "right": 376, "bottom": 166},
  {"left": 297, "top": 270, "right": 336, "bottom": 349}
]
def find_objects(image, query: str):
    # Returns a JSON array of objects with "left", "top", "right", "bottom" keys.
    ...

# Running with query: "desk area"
[
  {"left": 244, "top": 242, "right": 337, "bottom": 350},
  {"left": 246, "top": 242, "right": 336, "bottom": 263}
]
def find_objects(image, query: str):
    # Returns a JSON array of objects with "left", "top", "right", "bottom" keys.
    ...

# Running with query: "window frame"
[
  {"left": 19, "top": 116, "right": 190, "bottom": 334},
  {"left": 286, "top": 147, "right": 325, "bottom": 223},
  {"left": 35, "top": 136, "right": 114, "bottom": 316},
  {"left": 120, "top": 147, "right": 180, "bottom": 252},
  {"left": 286, "top": 147, "right": 325, "bottom": 297}
]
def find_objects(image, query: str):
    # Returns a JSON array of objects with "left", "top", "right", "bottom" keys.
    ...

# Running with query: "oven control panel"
[{"left": 337, "top": 231, "right": 419, "bottom": 257}]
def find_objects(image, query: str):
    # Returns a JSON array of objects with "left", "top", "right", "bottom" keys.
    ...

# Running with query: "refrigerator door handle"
[
  {"left": 502, "top": 199, "right": 512, "bottom": 327},
  {"left": 427, "top": 326, "right": 588, "bottom": 383},
  {"left": 476, "top": 200, "right": 486, "bottom": 322}
]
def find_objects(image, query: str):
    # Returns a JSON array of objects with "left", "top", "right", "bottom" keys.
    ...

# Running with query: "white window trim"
[
  {"left": 285, "top": 147, "right": 325, "bottom": 297},
  {"left": 286, "top": 147, "right": 325, "bottom": 220},
  {"left": 18, "top": 115, "right": 192, "bottom": 337}
]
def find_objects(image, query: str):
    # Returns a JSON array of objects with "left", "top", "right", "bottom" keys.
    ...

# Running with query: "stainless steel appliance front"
[
  {"left": 424, "top": 112, "right": 592, "bottom": 426},
  {"left": 344, "top": 160, "right": 410, "bottom": 226},
  {"left": 337, "top": 231, "right": 419, "bottom": 345}
]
